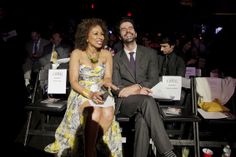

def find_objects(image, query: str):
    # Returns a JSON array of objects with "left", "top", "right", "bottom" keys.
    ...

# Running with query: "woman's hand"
[{"left": 91, "top": 92, "right": 104, "bottom": 104}]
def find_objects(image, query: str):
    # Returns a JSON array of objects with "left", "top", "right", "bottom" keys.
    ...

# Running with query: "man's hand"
[
  {"left": 118, "top": 84, "right": 141, "bottom": 97},
  {"left": 139, "top": 87, "right": 152, "bottom": 95},
  {"left": 103, "top": 82, "right": 119, "bottom": 91}
]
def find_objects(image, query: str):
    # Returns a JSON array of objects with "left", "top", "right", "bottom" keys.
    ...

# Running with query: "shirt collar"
[{"left": 124, "top": 46, "right": 137, "bottom": 56}]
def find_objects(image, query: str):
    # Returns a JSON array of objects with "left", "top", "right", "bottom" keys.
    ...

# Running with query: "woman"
[{"left": 45, "top": 18, "right": 122, "bottom": 157}]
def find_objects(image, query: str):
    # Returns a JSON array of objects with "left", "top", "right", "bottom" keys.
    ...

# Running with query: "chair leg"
[
  {"left": 24, "top": 111, "right": 32, "bottom": 146},
  {"left": 179, "top": 123, "right": 186, "bottom": 138},
  {"left": 193, "top": 121, "right": 200, "bottom": 157}
]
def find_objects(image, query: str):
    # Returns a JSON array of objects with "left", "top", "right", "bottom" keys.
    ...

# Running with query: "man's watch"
[{"left": 137, "top": 84, "right": 142, "bottom": 89}]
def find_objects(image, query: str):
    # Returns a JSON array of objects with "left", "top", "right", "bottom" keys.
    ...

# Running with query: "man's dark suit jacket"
[
  {"left": 112, "top": 45, "right": 159, "bottom": 114},
  {"left": 157, "top": 51, "right": 186, "bottom": 77},
  {"left": 39, "top": 42, "right": 71, "bottom": 69}
]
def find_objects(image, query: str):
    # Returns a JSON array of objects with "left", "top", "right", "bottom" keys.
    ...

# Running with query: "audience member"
[
  {"left": 39, "top": 31, "right": 71, "bottom": 70},
  {"left": 158, "top": 34, "right": 186, "bottom": 137},
  {"left": 22, "top": 29, "right": 49, "bottom": 89},
  {"left": 39, "top": 31, "right": 72, "bottom": 95},
  {"left": 158, "top": 33, "right": 186, "bottom": 77},
  {"left": 45, "top": 18, "right": 122, "bottom": 157},
  {"left": 112, "top": 17, "right": 176, "bottom": 157}
]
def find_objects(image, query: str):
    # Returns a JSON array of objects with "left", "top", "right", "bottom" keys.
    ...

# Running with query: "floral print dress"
[{"left": 44, "top": 64, "right": 123, "bottom": 157}]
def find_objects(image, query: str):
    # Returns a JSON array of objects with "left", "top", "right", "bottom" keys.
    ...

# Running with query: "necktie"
[
  {"left": 162, "top": 55, "right": 168, "bottom": 75},
  {"left": 129, "top": 52, "right": 136, "bottom": 76},
  {"left": 33, "top": 41, "right": 38, "bottom": 55},
  {"left": 50, "top": 45, "right": 58, "bottom": 64}
]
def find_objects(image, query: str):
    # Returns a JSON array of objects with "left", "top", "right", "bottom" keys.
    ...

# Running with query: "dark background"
[
  {"left": 1, "top": 0, "right": 236, "bottom": 151},
  {"left": 2, "top": 0, "right": 236, "bottom": 34}
]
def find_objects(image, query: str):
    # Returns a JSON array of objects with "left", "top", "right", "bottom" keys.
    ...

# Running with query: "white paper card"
[
  {"left": 48, "top": 69, "right": 67, "bottom": 94},
  {"left": 150, "top": 82, "right": 173, "bottom": 100},
  {"left": 151, "top": 76, "right": 182, "bottom": 100},
  {"left": 162, "top": 76, "right": 182, "bottom": 100}
]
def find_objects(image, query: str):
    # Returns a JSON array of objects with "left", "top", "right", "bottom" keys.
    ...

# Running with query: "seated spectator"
[
  {"left": 158, "top": 33, "right": 186, "bottom": 77},
  {"left": 40, "top": 31, "right": 72, "bottom": 70},
  {"left": 22, "top": 29, "right": 50, "bottom": 98},
  {"left": 158, "top": 33, "right": 186, "bottom": 137},
  {"left": 112, "top": 17, "right": 177, "bottom": 157},
  {"left": 39, "top": 31, "right": 72, "bottom": 96},
  {"left": 44, "top": 18, "right": 122, "bottom": 157}
]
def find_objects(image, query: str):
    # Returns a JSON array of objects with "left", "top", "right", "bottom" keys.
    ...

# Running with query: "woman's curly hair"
[{"left": 74, "top": 18, "right": 108, "bottom": 51}]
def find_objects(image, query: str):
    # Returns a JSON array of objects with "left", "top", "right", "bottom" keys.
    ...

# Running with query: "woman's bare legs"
[
  {"left": 100, "top": 107, "right": 114, "bottom": 133},
  {"left": 84, "top": 106, "right": 114, "bottom": 157},
  {"left": 84, "top": 107, "right": 102, "bottom": 157}
]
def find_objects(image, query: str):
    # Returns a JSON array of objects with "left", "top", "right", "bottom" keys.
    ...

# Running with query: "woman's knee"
[
  {"left": 91, "top": 108, "right": 102, "bottom": 122},
  {"left": 101, "top": 108, "right": 114, "bottom": 122}
]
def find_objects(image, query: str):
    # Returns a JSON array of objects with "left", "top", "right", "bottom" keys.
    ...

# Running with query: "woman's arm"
[
  {"left": 69, "top": 49, "right": 104, "bottom": 103},
  {"left": 69, "top": 49, "right": 92, "bottom": 99},
  {"left": 102, "top": 50, "right": 118, "bottom": 91}
]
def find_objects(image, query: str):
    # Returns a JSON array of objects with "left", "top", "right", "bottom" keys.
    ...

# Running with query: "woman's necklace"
[{"left": 86, "top": 52, "right": 99, "bottom": 64}]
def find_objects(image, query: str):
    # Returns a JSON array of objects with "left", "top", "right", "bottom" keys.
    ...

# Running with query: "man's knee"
[{"left": 142, "top": 96, "right": 157, "bottom": 108}]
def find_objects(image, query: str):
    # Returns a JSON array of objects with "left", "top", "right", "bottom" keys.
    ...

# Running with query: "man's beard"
[{"left": 123, "top": 37, "right": 136, "bottom": 44}]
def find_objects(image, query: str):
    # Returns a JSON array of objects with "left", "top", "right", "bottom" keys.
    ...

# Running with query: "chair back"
[
  {"left": 157, "top": 77, "right": 201, "bottom": 157},
  {"left": 24, "top": 68, "right": 69, "bottom": 146},
  {"left": 195, "top": 77, "right": 236, "bottom": 149}
]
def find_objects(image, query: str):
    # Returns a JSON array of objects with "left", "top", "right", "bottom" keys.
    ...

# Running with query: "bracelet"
[{"left": 81, "top": 88, "right": 92, "bottom": 99}]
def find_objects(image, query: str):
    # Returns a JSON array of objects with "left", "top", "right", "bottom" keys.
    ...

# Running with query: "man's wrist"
[{"left": 137, "top": 84, "right": 142, "bottom": 89}]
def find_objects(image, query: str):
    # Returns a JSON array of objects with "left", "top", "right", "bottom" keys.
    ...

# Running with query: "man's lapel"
[{"left": 135, "top": 47, "right": 144, "bottom": 79}]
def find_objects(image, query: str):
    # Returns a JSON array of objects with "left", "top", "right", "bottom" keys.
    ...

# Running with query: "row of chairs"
[
  {"left": 116, "top": 77, "right": 201, "bottom": 157},
  {"left": 157, "top": 77, "right": 201, "bottom": 157},
  {"left": 117, "top": 77, "right": 236, "bottom": 157},
  {"left": 23, "top": 70, "right": 236, "bottom": 157}
]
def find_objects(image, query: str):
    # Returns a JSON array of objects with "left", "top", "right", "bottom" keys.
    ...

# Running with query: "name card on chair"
[
  {"left": 48, "top": 69, "right": 67, "bottom": 94},
  {"left": 151, "top": 76, "right": 182, "bottom": 100}
]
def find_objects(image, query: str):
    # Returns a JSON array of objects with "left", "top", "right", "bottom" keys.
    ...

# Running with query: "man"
[
  {"left": 112, "top": 18, "right": 176, "bottom": 157},
  {"left": 23, "top": 29, "right": 50, "bottom": 80},
  {"left": 39, "top": 31, "right": 72, "bottom": 96},
  {"left": 23, "top": 29, "right": 50, "bottom": 99},
  {"left": 158, "top": 34, "right": 186, "bottom": 136},
  {"left": 39, "top": 31, "right": 71, "bottom": 70},
  {"left": 158, "top": 34, "right": 186, "bottom": 77}
]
